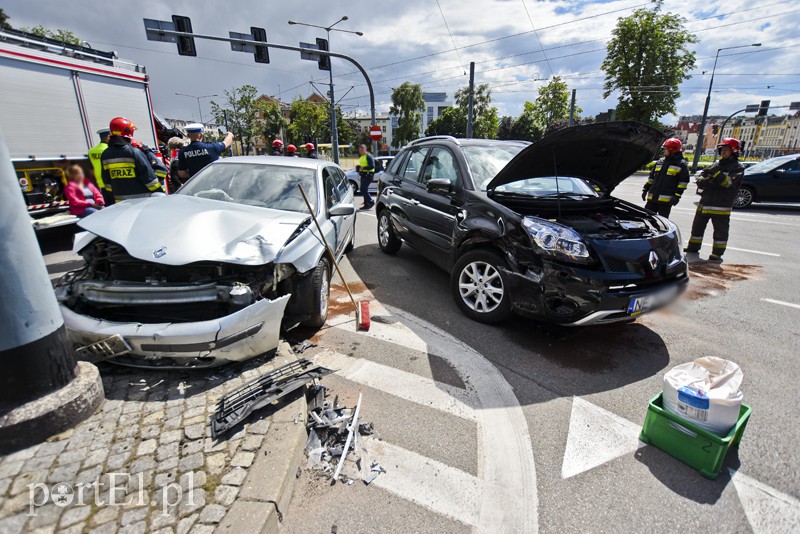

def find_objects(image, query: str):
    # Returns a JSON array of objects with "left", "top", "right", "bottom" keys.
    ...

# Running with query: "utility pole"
[
  {"left": 568, "top": 89, "right": 576, "bottom": 127},
  {"left": 175, "top": 93, "right": 217, "bottom": 124},
  {"left": 466, "top": 61, "right": 475, "bottom": 138}
]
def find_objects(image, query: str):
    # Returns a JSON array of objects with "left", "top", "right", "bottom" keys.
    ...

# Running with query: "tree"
[
  {"left": 496, "top": 116, "right": 514, "bottom": 140},
  {"left": 510, "top": 110, "right": 543, "bottom": 142},
  {"left": 390, "top": 82, "right": 425, "bottom": 147},
  {"left": 425, "top": 106, "right": 466, "bottom": 137},
  {"left": 0, "top": 9, "right": 11, "bottom": 30},
  {"left": 454, "top": 83, "right": 499, "bottom": 139},
  {"left": 320, "top": 106, "right": 354, "bottom": 146},
  {"left": 601, "top": 1, "right": 697, "bottom": 124},
  {"left": 287, "top": 99, "right": 326, "bottom": 145},
  {"left": 209, "top": 85, "right": 270, "bottom": 155},
  {"left": 21, "top": 25, "right": 80, "bottom": 45},
  {"left": 260, "top": 99, "right": 287, "bottom": 145},
  {"left": 527, "top": 76, "right": 582, "bottom": 130}
]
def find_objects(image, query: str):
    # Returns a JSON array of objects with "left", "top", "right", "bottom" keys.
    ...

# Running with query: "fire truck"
[{"left": 0, "top": 29, "right": 179, "bottom": 230}]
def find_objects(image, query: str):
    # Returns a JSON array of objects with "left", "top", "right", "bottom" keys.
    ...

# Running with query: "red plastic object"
[{"left": 358, "top": 300, "right": 370, "bottom": 331}]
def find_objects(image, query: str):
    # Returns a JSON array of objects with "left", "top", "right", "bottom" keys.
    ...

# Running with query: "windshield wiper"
[{"left": 539, "top": 192, "right": 597, "bottom": 199}]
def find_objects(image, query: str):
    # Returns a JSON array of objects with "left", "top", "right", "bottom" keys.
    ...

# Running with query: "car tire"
[
  {"left": 377, "top": 209, "right": 402, "bottom": 254},
  {"left": 451, "top": 249, "right": 512, "bottom": 324},
  {"left": 345, "top": 219, "right": 356, "bottom": 253},
  {"left": 733, "top": 186, "right": 754, "bottom": 208},
  {"left": 349, "top": 179, "right": 359, "bottom": 193},
  {"left": 301, "top": 258, "right": 330, "bottom": 328}
]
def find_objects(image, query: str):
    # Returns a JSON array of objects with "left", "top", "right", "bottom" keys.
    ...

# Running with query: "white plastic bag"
[{"left": 663, "top": 356, "right": 743, "bottom": 436}]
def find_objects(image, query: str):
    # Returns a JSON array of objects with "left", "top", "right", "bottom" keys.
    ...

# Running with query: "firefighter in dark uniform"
[
  {"left": 271, "top": 139, "right": 284, "bottom": 156},
  {"left": 285, "top": 144, "right": 298, "bottom": 157},
  {"left": 304, "top": 143, "right": 318, "bottom": 159},
  {"left": 177, "top": 123, "right": 234, "bottom": 180},
  {"left": 642, "top": 137, "right": 690, "bottom": 217},
  {"left": 101, "top": 117, "right": 164, "bottom": 202},
  {"left": 685, "top": 138, "right": 745, "bottom": 263},
  {"left": 131, "top": 138, "right": 169, "bottom": 188}
]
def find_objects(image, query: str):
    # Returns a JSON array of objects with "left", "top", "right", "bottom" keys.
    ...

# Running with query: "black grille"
[{"left": 604, "top": 257, "right": 632, "bottom": 273}]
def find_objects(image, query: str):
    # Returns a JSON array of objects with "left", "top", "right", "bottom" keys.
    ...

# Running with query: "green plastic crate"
[{"left": 639, "top": 392, "right": 751, "bottom": 479}]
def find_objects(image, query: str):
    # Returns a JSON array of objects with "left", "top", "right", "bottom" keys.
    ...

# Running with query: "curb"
[{"left": 215, "top": 349, "right": 308, "bottom": 534}]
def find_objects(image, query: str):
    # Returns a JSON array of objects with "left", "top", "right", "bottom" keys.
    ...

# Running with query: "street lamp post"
[
  {"left": 175, "top": 92, "right": 218, "bottom": 124},
  {"left": 289, "top": 17, "right": 364, "bottom": 163},
  {"left": 691, "top": 43, "right": 760, "bottom": 172}
]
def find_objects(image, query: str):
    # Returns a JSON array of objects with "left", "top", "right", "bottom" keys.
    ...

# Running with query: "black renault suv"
[{"left": 375, "top": 121, "right": 689, "bottom": 325}]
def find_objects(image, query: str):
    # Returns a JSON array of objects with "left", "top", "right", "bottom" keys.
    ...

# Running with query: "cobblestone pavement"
[{"left": 0, "top": 344, "right": 298, "bottom": 534}]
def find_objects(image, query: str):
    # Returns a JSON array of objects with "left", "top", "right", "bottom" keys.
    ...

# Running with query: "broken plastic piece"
[
  {"left": 332, "top": 393, "right": 362, "bottom": 481},
  {"left": 210, "top": 359, "right": 334, "bottom": 438},
  {"left": 292, "top": 339, "right": 317, "bottom": 353}
]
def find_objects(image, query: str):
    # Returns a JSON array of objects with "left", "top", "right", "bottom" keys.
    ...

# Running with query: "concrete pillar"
[{"left": 0, "top": 127, "right": 104, "bottom": 453}]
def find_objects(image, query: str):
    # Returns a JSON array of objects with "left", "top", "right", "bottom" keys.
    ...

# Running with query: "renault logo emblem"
[
  {"left": 648, "top": 250, "right": 659, "bottom": 270},
  {"left": 153, "top": 246, "right": 167, "bottom": 259}
]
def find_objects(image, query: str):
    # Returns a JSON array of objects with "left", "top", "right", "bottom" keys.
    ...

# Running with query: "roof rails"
[{"left": 408, "top": 135, "right": 462, "bottom": 147}]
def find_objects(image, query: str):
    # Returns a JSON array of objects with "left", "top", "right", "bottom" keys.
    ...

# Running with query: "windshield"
[
  {"left": 179, "top": 163, "right": 317, "bottom": 213},
  {"left": 746, "top": 156, "right": 795, "bottom": 174},
  {"left": 462, "top": 145, "right": 526, "bottom": 190},
  {"left": 492, "top": 176, "right": 600, "bottom": 198}
]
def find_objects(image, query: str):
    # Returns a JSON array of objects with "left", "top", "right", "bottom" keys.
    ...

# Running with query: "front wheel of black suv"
[
  {"left": 451, "top": 249, "right": 512, "bottom": 324},
  {"left": 377, "top": 209, "right": 402, "bottom": 254}
]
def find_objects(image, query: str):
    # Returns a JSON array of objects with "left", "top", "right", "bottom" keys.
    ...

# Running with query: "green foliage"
[
  {"left": 497, "top": 116, "right": 514, "bottom": 140},
  {"left": 209, "top": 85, "right": 271, "bottom": 155},
  {"left": 287, "top": 99, "right": 326, "bottom": 145},
  {"left": 260, "top": 99, "right": 287, "bottom": 144},
  {"left": 390, "top": 82, "right": 425, "bottom": 147},
  {"left": 510, "top": 109, "right": 543, "bottom": 142},
  {"left": 527, "top": 76, "right": 582, "bottom": 129},
  {"left": 321, "top": 106, "right": 353, "bottom": 145},
  {"left": 347, "top": 119, "right": 375, "bottom": 150},
  {"left": 0, "top": 8, "right": 11, "bottom": 30},
  {"left": 426, "top": 83, "right": 499, "bottom": 138},
  {"left": 601, "top": 1, "right": 698, "bottom": 124},
  {"left": 21, "top": 25, "right": 80, "bottom": 45},
  {"left": 425, "top": 106, "right": 466, "bottom": 137}
]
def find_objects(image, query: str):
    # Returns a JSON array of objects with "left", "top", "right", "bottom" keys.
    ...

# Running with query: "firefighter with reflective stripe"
[
  {"left": 685, "top": 138, "right": 745, "bottom": 263},
  {"left": 356, "top": 144, "right": 376, "bottom": 209},
  {"left": 642, "top": 137, "right": 689, "bottom": 217},
  {"left": 177, "top": 123, "right": 234, "bottom": 179},
  {"left": 101, "top": 117, "right": 163, "bottom": 202},
  {"left": 131, "top": 138, "right": 169, "bottom": 188},
  {"left": 88, "top": 128, "right": 114, "bottom": 204}
]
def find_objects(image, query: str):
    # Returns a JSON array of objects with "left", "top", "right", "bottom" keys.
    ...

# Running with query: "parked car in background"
[
  {"left": 734, "top": 154, "right": 800, "bottom": 208},
  {"left": 345, "top": 155, "right": 394, "bottom": 194},
  {"left": 375, "top": 123, "right": 688, "bottom": 325},
  {"left": 56, "top": 157, "right": 356, "bottom": 368}
]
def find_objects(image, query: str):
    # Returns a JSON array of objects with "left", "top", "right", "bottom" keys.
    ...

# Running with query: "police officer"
[
  {"left": 177, "top": 123, "right": 234, "bottom": 180},
  {"left": 685, "top": 138, "right": 745, "bottom": 263},
  {"left": 641, "top": 137, "right": 690, "bottom": 217},
  {"left": 88, "top": 128, "right": 112, "bottom": 204},
  {"left": 304, "top": 143, "right": 318, "bottom": 159},
  {"left": 101, "top": 117, "right": 163, "bottom": 202},
  {"left": 356, "top": 144, "right": 376, "bottom": 209},
  {"left": 271, "top": 139, "right": 284, "bottom": 156},
  {"left": 285, "top": 144, "right": 299, "bottom": 157}
]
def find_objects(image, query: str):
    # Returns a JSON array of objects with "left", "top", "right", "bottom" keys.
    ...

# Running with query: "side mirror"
[
  {"left": 329, "top": 203, "right": 355, "bottom": 217},
  {"left": 426, "top": 178, "right": 453, "bottom": 196}
]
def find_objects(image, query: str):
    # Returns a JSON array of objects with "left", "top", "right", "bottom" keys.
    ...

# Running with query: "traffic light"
[
  {"left": 757, "top": 100, "right": 770, "bottom": 117},
  {"left": 172, "top": 16, "right": 196, "bottom": 56},
  {"left": 316, "top": 38, "right": 330, "bottom": 71},
  {"left": 251, "top": 27, "right": 269, "bottom": 64}
]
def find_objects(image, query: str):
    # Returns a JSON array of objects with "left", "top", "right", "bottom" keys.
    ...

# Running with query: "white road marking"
[
  {"left": 761, "top": 298, "right": 800, "bottom": 310},
  {"left": 729, "top": 469, "right": 800, "bottom": 533},
  {"left": 313, "top": 349, "right": 477, "bottom": 421},
  {"left": 561, "top": 397, "right": 643, "bottom": 479},
  {"left": 362, "top": 436, "right": 483, "bottom": 528},
  {"left": 672, "top": 207, "right": 800, "bottom": 227},
  {"left": 690, "top": 243, "right": 781, "bottom": 257}
]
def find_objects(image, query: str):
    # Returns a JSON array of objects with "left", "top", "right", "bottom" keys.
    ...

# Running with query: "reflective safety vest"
[
  {"left": 101, "top": 137, "right": 163, "bottom": 202},
  {"left": 88, "top": 142, "right": 108, "bottom": 190},
  {"left": 358, "top": 154, "right": 375, "bottom": 176}
]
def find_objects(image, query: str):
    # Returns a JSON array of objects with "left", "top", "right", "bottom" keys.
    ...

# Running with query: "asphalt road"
[{"left": 37, "top": 175, "right": 800, "bottom": 533}]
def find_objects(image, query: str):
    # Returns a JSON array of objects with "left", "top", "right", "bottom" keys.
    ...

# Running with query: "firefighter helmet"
[
  {"left": 286, "top": 144, "right": 297, "bottom": 154},
  {"left": 109, "top": 117, "right": 136, "bottom": 138},
  {"left": 272, "top": 139, "right": 284, "bottom": 148},
  {"left": 661, "top": 138, "right": 682, "bottom": 154},
  {"left": 717, "top": 138, "right": 741, "bottom": 154},
  {"left": 305, "top": 143, "right": 315, "bottom": 151}
]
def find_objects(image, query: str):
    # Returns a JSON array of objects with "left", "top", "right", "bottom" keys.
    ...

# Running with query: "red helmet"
[
  {"left": 287, "top": 144, "right": 297, "bottom": 153},
  {"left": 305, "top": 143, "right": 315, "bottom": 151},
  {"left": 130, "top": 138, "right": 143, "bottom": 149},
  {"left": 717, "top": 137, "right": 741, "bottom": 154},
  {"left": 661, "top": 138, "right": 682, "bottom": 154},
  {"left": 109, "top": 117, "right": 136, "bottom": 138},
  {"left": 272, "top": 139, "right": 284, "bottom": 148}
]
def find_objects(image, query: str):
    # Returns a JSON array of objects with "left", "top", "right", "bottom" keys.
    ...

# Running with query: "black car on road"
[
  {"left": 733, "top": 154, "right": 800, "bottom": 208},
  {"left": 375, "top": 122, "right": 689, "bottom": 325}
]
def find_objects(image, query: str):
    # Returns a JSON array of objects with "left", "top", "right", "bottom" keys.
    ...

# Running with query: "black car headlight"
[{"left": 522, "top": 216, "right": 592, "bottom": 264}]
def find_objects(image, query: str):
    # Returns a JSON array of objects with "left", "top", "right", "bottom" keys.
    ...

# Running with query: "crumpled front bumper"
[{"left": 60, "top": 295, "right": 290, "bottom": 368}]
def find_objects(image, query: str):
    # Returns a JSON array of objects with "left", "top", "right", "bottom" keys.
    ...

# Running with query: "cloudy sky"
[{"left": 6, "top": 0, "right": 800, "bottom": 123}]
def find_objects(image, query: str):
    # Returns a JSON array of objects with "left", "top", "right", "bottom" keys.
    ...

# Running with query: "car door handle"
[{"left": 402, "top": 198, "right": 420, "bottom": 205}]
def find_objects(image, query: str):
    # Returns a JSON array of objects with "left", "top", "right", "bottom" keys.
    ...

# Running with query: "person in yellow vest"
[
  {"left": 88, "top": 128, "right": 113, "bottom": 204},
  {"left": 355, "top": 144, "right": 376, "bottom": 210}
]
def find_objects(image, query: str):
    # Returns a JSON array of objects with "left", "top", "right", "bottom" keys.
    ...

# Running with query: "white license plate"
[
  {"left": 627, "top": 286, "right": 679, "bottom": 316},
  {"left": 76, "top": 334, "right": 132, "bottom": 362}
]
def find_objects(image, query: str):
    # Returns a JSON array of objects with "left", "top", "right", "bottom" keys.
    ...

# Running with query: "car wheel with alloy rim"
[
  {"left": 733, "top": 186, "right": 754, "bottom": 208},
  {"left": 451, "top": 249, "right": 512, "bottom": 323},
  {"left": 377, "top": 209, "right": 402, "bottom": 254}
]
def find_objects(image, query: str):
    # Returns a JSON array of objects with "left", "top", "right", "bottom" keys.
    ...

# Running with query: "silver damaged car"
[{"left": 55, "top": 157, "right": 357, "bottom": 369}]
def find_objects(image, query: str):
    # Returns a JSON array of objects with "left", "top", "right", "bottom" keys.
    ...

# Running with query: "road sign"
[
  {"left": 745, "top": 104, "right": 760, "bottom": 113},
  {"left": 144, "top": 16, "right": 195, "bottom": 56},
  {"left": 299, "top": 41, "right": 320, "bottom": 61},
  {"left": 369, "top": 125, "right": 382, "bottom": 141}
]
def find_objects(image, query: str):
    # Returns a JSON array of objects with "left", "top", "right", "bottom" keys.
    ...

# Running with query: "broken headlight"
[{"left": 522, "top": 216, "right": 592, "bottom": 263}]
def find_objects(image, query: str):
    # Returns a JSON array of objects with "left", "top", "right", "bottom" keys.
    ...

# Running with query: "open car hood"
[
  {"left": 486, "top": 121, "right": 664, "bottom": 194},
  {"left": 77, "top": 195, "right": 310, "bottom": 266}
]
